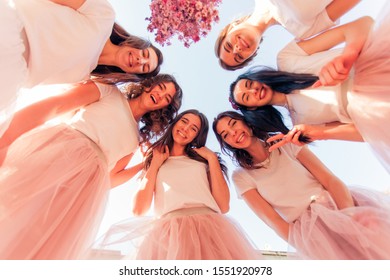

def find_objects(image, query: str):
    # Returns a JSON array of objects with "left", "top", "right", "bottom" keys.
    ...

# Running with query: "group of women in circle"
[{"left": 0, "top": 0, "right": 390, "bottom": 260}]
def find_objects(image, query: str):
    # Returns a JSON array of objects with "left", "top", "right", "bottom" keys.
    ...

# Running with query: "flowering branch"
[{"left": 146, "top": 0, "right": 222, "bottom": 48}]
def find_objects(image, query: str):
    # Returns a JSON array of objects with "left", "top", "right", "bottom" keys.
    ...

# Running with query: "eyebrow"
[
  {"left": 223, "top": 43, "right": 231, "bottom": 54},
  {"left": 234, "top": 55, "right": 243, "bottom": 64},
  {"left": 182, "top": 117, "right": 200, "bottom": 131}
]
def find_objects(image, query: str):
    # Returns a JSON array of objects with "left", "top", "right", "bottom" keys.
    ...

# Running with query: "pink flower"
[{"left": 146, "top": 0, "right": 222, "bottom": 48}]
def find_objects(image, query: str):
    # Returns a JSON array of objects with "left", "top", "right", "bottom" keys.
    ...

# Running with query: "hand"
[
  {"left": 267, "top": 127, "right": 305, "bottom": 152},
  {"left": 192, "top": 146, "right": 217, "bottom": 161},
  {"left": 312, "top": 52, "right": 358, "bottom": 88},
  {"left": 0, "top": 134, "right": 12, "bottom": 166},
  {"left": 150, "top": 145, "right": 169, "bottom": 169}
]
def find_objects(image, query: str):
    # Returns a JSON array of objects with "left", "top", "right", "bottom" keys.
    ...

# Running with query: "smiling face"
[
  {"left": 215, "top": 116, "right": 253, "bottom": 149},
  {"left": 172, "top": 113, "right": 201, "bottom": 147},
  {"left": 116, "top": 46, "right": 158, "bottom": 74},
  {"left": 219, "top": 23, "right": 262, "bottom": 67},
  {"left": 233, "top": 79, "right": 274, "bottom": 108},
  {"left": 142, "top": 81, "right": 176, "bottom": 111}
]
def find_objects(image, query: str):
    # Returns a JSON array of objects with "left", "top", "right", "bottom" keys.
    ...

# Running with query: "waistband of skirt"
[{"left": 161, "top": 207, "right": 216, "bottom": 219}]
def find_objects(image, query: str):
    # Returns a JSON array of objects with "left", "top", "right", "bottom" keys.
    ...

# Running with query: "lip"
[
  {"left": 236, "top": 132, "right": 245, "bottom": 143},
  {"left": 128, "top": 52, "right": 133, "bottom": 67},
  {"left": 238, "top": 36, "right": 249, "bottom": 48},
  {"left": 260, "top": 87, "right": 265, "bottom": 99},
  {"left": 177, "top": 130, "right": 186, "bottom": 138}
]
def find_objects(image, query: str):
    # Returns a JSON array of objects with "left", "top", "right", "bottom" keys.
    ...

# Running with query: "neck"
[
  {"left": 98, "top": 39, "right": 118, "bottom": 66},
  {"left": 245, "top": 137, "right": 269, "bottom": 164},
  {"left": 270, "top": 91, "right": 288, "bottom": 106},
  {"left": 128, "top": 98, "right": 147, "bottom": 122},
  {"left": 170, "top": 143, "right": 186, "bottom": 156}
]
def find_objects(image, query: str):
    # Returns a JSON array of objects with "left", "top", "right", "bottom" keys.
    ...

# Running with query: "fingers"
[
  {"left": 311, "top": 80, "right": 322, "bottom": 88},
  {"left": 266, "top": 133, "right": 285, "bottom": 142}
]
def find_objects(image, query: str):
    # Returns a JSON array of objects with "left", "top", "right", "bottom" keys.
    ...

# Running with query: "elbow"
[{"left": 219, "top": 204, "right": 230, "bottom": 214}]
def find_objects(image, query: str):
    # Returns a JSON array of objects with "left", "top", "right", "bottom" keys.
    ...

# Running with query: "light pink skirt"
[
  {"left": 0, "top": 0, "right": 28, "bottom": 137},
  {"left": 349, "top": 1, "right": 390, "bottom": 172},
  {"left": 289, "top": 188, "right": 390, "bottom": 259},
  {"left": 0, "top": 125, "right": 110, "bottom": 259},
  {"left": 96, "top": 207, "right": 261, "bottom": 260}
]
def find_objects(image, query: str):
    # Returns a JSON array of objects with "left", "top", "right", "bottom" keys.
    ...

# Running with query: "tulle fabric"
[
  {"left": 94, "top": 207, "right": 261, "bottom": 260},
  {"left": 348, "top": 1, "right": 390, "bottom": 172},
  {"left": 289, "top": 188, "right": 390, "bottom": 260},
  {"left": 0, "top": 0, "right": 28, "bottom": 137},
  {"left": 0, "top": 124, "right": 110, "bottom": 259}
]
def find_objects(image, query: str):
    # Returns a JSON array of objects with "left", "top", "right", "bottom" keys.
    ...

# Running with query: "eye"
[
  {"left": 222, "top": 132, "right": 228, "bottom": 140},
  {"left": 191, "top": 127, "right": 197, "bottom": 132},
  {"left": 226, "top": 42, "right": 233, "bottom": 50}
]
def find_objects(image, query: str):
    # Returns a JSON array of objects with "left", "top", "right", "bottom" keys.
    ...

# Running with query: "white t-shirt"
[
  {"left": 262, "top": 0, "right": 336, "bottom": 39},
  {"left": 70, "top": 82, "right": 139, "bottom": 171},
  {"left": 14, "top": 0, "right": 115, "bottom": 87},
  {"left": 286, "top": 79, "right": 352, "bottom": 125},
  {"left": 277, "top": 40, "right": 343, "bottom": 74},
  {"left": 153, "top": 156, "right": 221, "bottom": 217},
  {"left": 233, "top": 145, "right": 323, "bottom": 222}
]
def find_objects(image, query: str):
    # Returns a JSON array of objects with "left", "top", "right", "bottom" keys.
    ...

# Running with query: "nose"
[
  {"left": 233, "top": 43, "right": 242, "bottom": 54},
  {"left": 136, "top": 56, "right": 147, "bottom": 65}
]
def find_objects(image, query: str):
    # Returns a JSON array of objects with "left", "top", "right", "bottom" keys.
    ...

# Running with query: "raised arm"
[
  {"left": 0, "top": 81, "right": 100, "bottom": 150},
  {"left": 242, "top": 189, "right": 290, "bottom": 241},
  {"left": 326, "top": 0, "right": 361, "bottom": 22},
  {"left": 296, "top": 146, "right": 354, "bottom": 209},
  {"left": 50, "top": 0, "right": 86, "bottom": 10},
  {"left": 132, "top": 146, "right": 169, "bottom": 216},
  {"left": 193, "top": 147, "right": 230, "bottom": 214}
]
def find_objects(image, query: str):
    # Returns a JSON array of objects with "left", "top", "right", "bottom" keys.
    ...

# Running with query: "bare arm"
[
  {"left": 326, "top": 0, "right": 361, "bottom": 22},
  {"left": 132, "top": 146, "right": 169, "bottom": 216},
  {"left": 267, "top": 122, "right": 363, "bottom": 152},
  {"left": 242, "top": 189, "right": 290, "bottom": 241},
  {"left": 110, "top": 153, "right": 144, "bottom": 188},
  {"left": 193, "top": 147, "right": 230, "bottom": 213},
  {"left": 297, "top": 147, "right": 354, "bottom": 209},
  {"left": 50, "top": 0, "right": 86, "bottom": 10},
  {"left": 0, "top": 81, "right": 100, "bottom": 148}
]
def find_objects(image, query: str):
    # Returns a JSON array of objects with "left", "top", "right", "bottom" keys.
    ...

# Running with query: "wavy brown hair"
[
  {"left": 122, "top": 74, "right": 183, "bottom": 144},
  {"left": 92, "top": 23, "right": 163, "bottom": 84}
]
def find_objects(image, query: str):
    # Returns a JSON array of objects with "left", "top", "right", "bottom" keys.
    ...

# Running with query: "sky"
[{"left": 97, "top": 0, "right": 390, "bottom": 252}]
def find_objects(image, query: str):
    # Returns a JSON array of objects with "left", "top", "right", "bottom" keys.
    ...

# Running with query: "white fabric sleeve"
[
  {"left": 93, "top": 82, "right": 118, "bottom": 99},
  {"left": 277, "top": 40, "right": 343, "bottom": 75},
  {"left": 77, "top": 0, "right": 115, "bottom": 20},
  {"left": 232, "top": 170, "right": 257, "bottom": 199}
]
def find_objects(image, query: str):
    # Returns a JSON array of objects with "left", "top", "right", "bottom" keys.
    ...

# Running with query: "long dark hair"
[
  {"left": 144, "top": 109, "right": 228, "bottom": 176},
  {"left": 92, "top": 23, "right": 163, "bottom": 84},
  {"left": 122, "top": 74, "right": 183, "bottom": 144},
  {"left": 229, "top": 65, "right": 316, "bottom": 144},
  {"left": 213, "top": 110, "right": 303, "bottom": 169}
]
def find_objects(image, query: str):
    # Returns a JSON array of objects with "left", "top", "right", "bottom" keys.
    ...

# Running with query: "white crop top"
[
  {"left": 69, "top": 82, "right": 139, "bottom": 171},
  {"left": 153, "top": 156, "right": 221, "bottom": 217},
  {"left": 233, "top": 145, "right": 323, "bottom": 222},
  {"left": 14, "top": 0, "right": 115, "bottom": 87}
]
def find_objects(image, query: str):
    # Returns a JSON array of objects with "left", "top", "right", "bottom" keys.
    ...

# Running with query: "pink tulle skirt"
[
  {"left": 0, "top": 124, "right": 110, "bottom": 259},
  {"left": 289, "top": 188, "right": 390, "bottom": 259},
  {"left": 349, "top": 1, "right": 390, "bottom": 172},
  {"left": 95, "top": 207, "right": 261, "bottom": 260},
  {"left": 0, "top": 0, "right": 28, "bottom": 137}
]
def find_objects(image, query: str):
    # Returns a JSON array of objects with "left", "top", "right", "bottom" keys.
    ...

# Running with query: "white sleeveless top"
[
  {"left": 14, "top": 0, "right": 115, "bottom": 87},
  {"left": 233, "top": 145, "right": 323, "bottom": 222},
  {"left": 154, "top": 156, "right": 221, "bottom": 217},
  {"left": 69, "top": 83, "right": 139, "bottom": 171}
]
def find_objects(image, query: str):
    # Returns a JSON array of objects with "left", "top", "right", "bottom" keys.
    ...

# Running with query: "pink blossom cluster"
[{"left": 146, "top": 0, "right": 222, "bottom": 48}]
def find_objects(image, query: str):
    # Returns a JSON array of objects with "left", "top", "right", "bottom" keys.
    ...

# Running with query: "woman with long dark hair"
[
  {"left": 95, "top": 109, "right": 259, "bottom": 260},
  {"left": 213, "top": 110, "right": 390, "bottom": 259}
]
